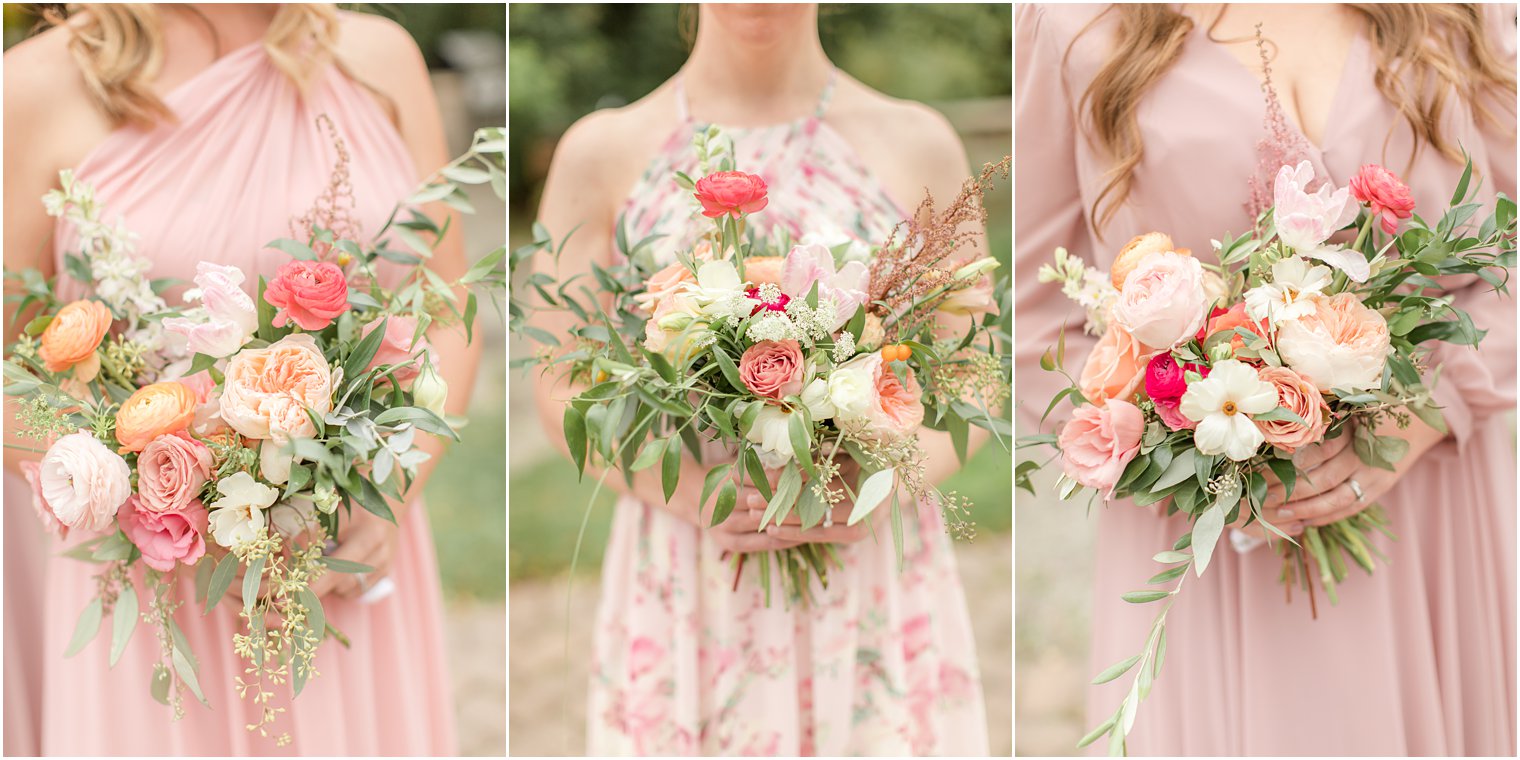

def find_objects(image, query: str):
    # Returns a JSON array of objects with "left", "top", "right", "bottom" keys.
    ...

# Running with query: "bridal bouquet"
[
  {"left": 1018, "top": 159, "right": 1514, "bottom": 754},
  {"left": 3, "top": 123, "right": 506, "bottom": 738},
  {"left": 512, "top": 127, "right": 1010, "bottom": 603}
]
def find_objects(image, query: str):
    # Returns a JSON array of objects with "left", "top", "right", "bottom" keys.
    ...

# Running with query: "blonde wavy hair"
[
  {"left": 1075, "top": 4, "right": 1518, "bottom": 234},
  {"left": 41, "top": 4, "right": 341, "bottom": 128}
]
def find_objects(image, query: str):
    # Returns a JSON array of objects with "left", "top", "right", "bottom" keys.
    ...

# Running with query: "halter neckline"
[{"left": 674, "top": 67, "right": 838, "bottom": 129}]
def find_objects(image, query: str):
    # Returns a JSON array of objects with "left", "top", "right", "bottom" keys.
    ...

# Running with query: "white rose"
[
  {"left": 744, "top": 404, "right": 797, "bottom": 469},
  {"left": 827, "top": 353, "right": 882, "bottom": 419},
  {"left": 413, "top": 361, "right": 450, "bottom": 416},
  {"left": 208, "top": 471, "right": 278, "bottom": 548},
  {"left": 799, "top": 378, "right": 836, "bottom": 420}
]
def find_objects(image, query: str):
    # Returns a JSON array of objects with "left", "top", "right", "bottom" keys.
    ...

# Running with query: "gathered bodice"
[
  {"left": 52, "top": 26, "right": 418, "bottom": 301},
  {"left": 617, "top": 68, "right": 909, "bottom": 267}
]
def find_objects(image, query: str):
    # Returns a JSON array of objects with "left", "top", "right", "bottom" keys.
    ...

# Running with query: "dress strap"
[
  {"left": 674, "top": 74, "right": 693, "bottom": 124},
  {"left": 811, "top": 67, "right": 839, "bottom": 121}
]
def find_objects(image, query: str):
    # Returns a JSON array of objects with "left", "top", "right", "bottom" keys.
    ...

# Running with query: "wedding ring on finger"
[
  {"left": 359, "top": 577, "right": 396, "bottom": 605},
  {"left": 1346, "top": 478, "right": 1365, "bottom": 503}
]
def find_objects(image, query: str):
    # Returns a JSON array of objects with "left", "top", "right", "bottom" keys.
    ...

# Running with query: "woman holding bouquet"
[
  {"left": 1016, "top": 3, "right": 1515, "bottom": 755},
  {"left": 3, "top": 4, "right": 477, "bottom": 754},
  {"left": 533, "top": 4, "right": 992, "bottom": 755}
]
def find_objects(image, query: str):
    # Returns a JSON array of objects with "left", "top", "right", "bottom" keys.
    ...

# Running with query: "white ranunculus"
[
  {"left": 1179, "top": 359, "right": 1280, "bottom": 461},
  {"left": 38, "top": 431, "right": 131, "bottom": 532},
  {"left": 826, "top": 353, "right": 881, "bottom": 420},
  {"left": 208, "top": 471, "right": 278, "bottom": 548},
  {"left": 745, "top": 404, "right": 797, "bottom": 468},
  {"left": 686, "top": 260, "right": 751, "bottom": 321}
]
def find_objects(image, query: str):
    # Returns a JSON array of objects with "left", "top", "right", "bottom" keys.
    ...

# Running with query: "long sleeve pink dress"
[
  {"left": 1016, "top": 4, "right": 1516, "bottom": 755},
  {"left": 29, "top": 29, "right": 456, "bottom": 755},
  {"left": 585, "top": 72, "right": 990, "bottom": 755}
]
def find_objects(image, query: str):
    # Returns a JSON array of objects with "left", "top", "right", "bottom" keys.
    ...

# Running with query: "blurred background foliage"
[{"left": 508, "top": 4, "right": 1011, "bottom": 582}]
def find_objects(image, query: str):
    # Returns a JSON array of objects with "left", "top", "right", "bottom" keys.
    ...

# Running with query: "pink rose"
[
  {"left": 633, "top": 263, "right": 697, "bottom": 313},
  {"left": 693, "top": 171, "right": 769, "bottom": 218},
  {"left": 37, "top": 431, "right": 132, "bottom": 533},
  {"left": 1276, "top": 293, "right": 1391, "bottom": 392},
  {"left": 117, "top": 496, "right": 208, "bottom": 573},
  {"left": 861, "top": 364, "right": 925, "bottom": 442},
  {"left": 1111, "top": 252, "right": 1210, "bottom": 350},
  {"left": 1144, "top": 353, "right": 1188, "bottom": 400},
  {"left": 1079, "top": 321, "right": 1151, "bottom": 406},
  {"left": 1058, "top": 400, "right": 1144, "bottom": 493},
  {"left": 137, "top": 432, "right": 214, "bottom": 513},
  {"left": 20, "top": 461, "right": 67, "bottom": 539},
  {"left": 739, "top": 340, "right": 805, "bottom": 400},
  {"left": 1254, "top": 366, "right": 1331, "bottom": 452},
  {"left": 263, "top": 260, "right": 349, "bottom": 331},
  {"left": 1349, "top": 164, "right": 1415, "bottom": 236},
  {"left": 361, "top": 316, "right": 434, "bottom": 385},
  {"left": 1153, "top": 397, "right": 1197, "bottom": 432}
]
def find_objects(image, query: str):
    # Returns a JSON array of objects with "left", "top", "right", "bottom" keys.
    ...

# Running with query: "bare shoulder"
[
  {"left": 331, "top": 11, "right": 430, "bottom": 97},
  {"left": 828, "top": 77, "right": 970, "bottom": 204},
  {"left": 542, "top": 82, "right": 681, "bottom": 216},
  {"left": 4, "top": 22, "right": 111, "bottom": 172}
]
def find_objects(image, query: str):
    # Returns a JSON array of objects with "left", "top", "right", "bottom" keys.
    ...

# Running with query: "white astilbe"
[
  {"left": 1036, "top": 247, "right": 1118, "bottom": 335},
  {"left": 43, "top": 170, "right": 167, "bottom": 322}
]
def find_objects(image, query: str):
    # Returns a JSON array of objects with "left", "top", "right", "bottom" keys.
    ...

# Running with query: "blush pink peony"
[
  {"left": 1111, "top": 252, "right": 1210, "bottom": 350},
  {"left": 1058, "top": 400, "right": 1144, "bottom": 492}
]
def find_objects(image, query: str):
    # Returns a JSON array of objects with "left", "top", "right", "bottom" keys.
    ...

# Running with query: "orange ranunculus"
[
  {"left": 1111, "top": 232, "right": 1185, "bottom": 290},
  {"left": 743, "top": 256, "right": 785, "bottom": 286},
  {"left": 115, "top": 382, "right": 199, "bottom": 453},
  {"left": 39, "top": 300, "right": 112, "bottom": 375}
]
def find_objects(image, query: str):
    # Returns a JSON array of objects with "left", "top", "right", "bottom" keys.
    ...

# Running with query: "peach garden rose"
[
  {"left": 1079, "top": 320, "right": 1151, "bottom": 406},
  {"left": 219, "top": 333, "right": 334, "bottom": 442},
  {"left": 1275, "top": 292, "right": 1391, "bottom": 392}
]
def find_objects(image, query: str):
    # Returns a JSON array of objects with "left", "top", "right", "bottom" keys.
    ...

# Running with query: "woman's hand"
[
  {"left": 1237, "top": 414, "right": 1448, "bottom": 538},
  {"left": 709, "top": 458, "right": 872, "bottom": 551},
  {"left": 306, "top": 508, "right": 401, "bottom": 599}
]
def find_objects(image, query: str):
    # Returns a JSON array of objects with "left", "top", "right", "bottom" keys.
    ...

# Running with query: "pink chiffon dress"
[
  {"left": 30, "top": 35, "right": 456, "bottom": 755},
  {"left": 1017, "top": 4, "right": 1516, "bottom": 755},
  {"left": 586, "top": 71, "right": 990, "bottom": 755}
]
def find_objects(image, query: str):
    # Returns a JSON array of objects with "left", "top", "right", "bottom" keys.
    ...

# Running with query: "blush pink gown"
[
  {"left": 585, "top": 72, "right": 990, "bottom": 755},
  {"left": 31, "top": 36, "right": 456, "bottom": 755},
  {"left": 1017, "top": 4, "right": 1516, "bottom": 755}
]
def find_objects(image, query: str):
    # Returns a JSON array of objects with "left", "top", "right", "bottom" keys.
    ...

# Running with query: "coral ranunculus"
[
  {"left": 1254, "top": 366, "right": 1331, "bottom": 452},
  {"left": 1058, "top": 400, "right": 1144, "bottom": 492},
  {"left": 739, "top": 340, "right": 805, "bottom": 400},
  {"left": 263, "top": 260, "right": 350, "bottom": 330},
  {"left": 1349, "top": 164, "right": 1415, "bottom": 236},
  {"left": 219, "top": 333, "right": 334, "bottom": 442},
  {"left": 39, "top": 299, "right": 112, "bottom": 374},
  {"left": 693, "top": 171, "right": 769, "bottom": 218},
  {"left": 115, "top": 381, "right": 199, "bottom": 453},
  {"left": 1080, "top": 321, "right": 1151, "bottom": 406},
  {"left": 118, "top": 496, "right": 208, "bottom": 572}
]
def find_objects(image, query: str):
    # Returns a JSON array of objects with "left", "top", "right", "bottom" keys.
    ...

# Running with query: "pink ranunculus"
[
  {"left": 163, "top": 262, "right": 259, "bottom": 358},
  {"left": 1273, "top": 161, "right": 1360, "bottom": 252},
  {"left": 1276, "top": 293, "right": 1391, "bottom": 392},
  {"left": 1058, "top": 400, "right": 1144, "bottom": 493},
  {"left": 862, "top": 364, "right": 925, "bottom": 442},
  {"left": 1079, "top": 321, "right": 1151, "bottom": 406},
  {"left": 1111, "top": 252, "right": 1210, "bottom": 350},
  {"left": 632, "top": 262, "right": 697, "bottom": 314},
  {"left": 693, "top": 171, "right": 769, "bottom": 219},
  {"left": 37, "top": 430, "right": 132, "bottom": 533},
  {"left": 20, "top": 461, "right": 67, "bottom": 539},
  {"left": 263, "top": 260, "right": 349, "bottom": 331},
  {"left": 780, "top": 243, "right": 869, "bottom": 331},
  {"left": 1349, "top": 164, "right": 1415, "bottom": 236},
  {"left": 117, "top": 496, "right": 208, "bottom": 572},
  {"left": 361, "top": 316, "right": 434, "bottom": 385},
  {"left": 1153, "top": 397, "right": 1197, "bottom": 432},
  {"left": 1144, "top": 353, "right": 1188, "bottom": 401},
  {"left": 1254, "top": 366, "right": 1331, "bottom": 452},
  {"left": 739, "top": 340, "right": 805, "bottom": 400},
  {"left": 137, "top": 432, "right": 214, "bottom": 513}
]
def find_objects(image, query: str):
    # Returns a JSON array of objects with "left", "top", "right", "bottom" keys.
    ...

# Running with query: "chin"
[{"left": 704, "top": 3, "right": 816, "bottom": 45}]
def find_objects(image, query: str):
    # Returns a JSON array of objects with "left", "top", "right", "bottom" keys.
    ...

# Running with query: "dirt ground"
[
  {"left": 507, "top": 539, "right": 1012, "bottom": 756},
  {"left": 446, "top": 600, "right": 508, "bottom": 756}
]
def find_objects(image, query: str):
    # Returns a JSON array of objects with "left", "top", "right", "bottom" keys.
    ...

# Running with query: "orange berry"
[
  {"left": 880, "top": 345, "right": 896, "bottom": 361},
  {"left": 897, "top": 345, "right": 912, "bottom": 362}
]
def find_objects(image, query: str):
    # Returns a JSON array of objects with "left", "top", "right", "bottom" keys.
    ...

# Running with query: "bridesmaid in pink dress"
[
  {"left": 4, "top": 6, "right": 473, "bottom": 754},
  {"left": 533, "top": 5, "right": 993, "bottom": 755},
  {"left": 1017, "top": 4, "right": 1516, "bottom": 755}
]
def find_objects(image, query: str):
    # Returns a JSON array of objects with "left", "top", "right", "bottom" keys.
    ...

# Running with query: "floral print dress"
[{"left": 586, "top": 70, "right": 990, "bottom": 756}]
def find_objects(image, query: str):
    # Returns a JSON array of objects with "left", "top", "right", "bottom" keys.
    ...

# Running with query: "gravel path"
[
  {"left": 508, "top": 539, "right": 1012, "bottom": 756},
  {"left": 446, "top": 600, "right": 508, "bottom": 756}
]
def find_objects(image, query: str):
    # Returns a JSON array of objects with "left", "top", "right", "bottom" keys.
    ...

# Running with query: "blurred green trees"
[{"left": 509, "top": 3, "right": 1011, "bottom": 216}]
